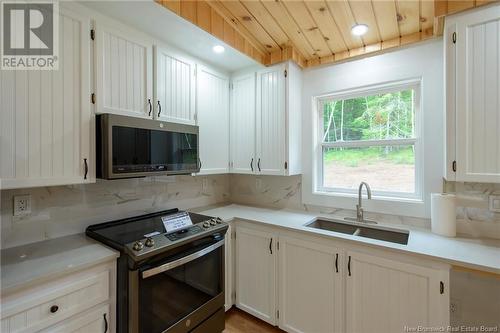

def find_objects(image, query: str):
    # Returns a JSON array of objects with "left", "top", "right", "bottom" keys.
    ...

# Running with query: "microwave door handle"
[{"left": 141, "top": 239, "right": 224, "bottom": 279}]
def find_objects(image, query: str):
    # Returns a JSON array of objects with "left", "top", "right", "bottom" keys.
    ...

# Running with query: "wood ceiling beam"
[{"left": 433, "top": 0, "right": 499, "bottom": 36}]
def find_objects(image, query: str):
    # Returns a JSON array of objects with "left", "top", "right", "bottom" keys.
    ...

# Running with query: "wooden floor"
[{"left": 223, "top": 308, "right": 285, "bottom": 333}]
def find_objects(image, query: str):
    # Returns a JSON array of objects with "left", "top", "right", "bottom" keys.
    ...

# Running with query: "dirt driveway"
[{"left": 323, "top": 160, "right": 415, "bottom": 193}]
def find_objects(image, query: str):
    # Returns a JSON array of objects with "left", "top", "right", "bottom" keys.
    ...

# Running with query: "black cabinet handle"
[
  {"left": 250, "top": 158, "right": 254, "bottom": 172},
  {"left": 440, "top": 281, "right": 444, "bottom": 294},
  {"left": 269, "top": 238, "right": 273, "bottom": 254},
  {"left": 157, "top": 100, "right": 162, "bottom": 117},
  {"left": 103, "top": 313, "right": 108, "bottom": 333},
  {"left": 148, "top": 99, "right": 152, "bottom": 116},
  {"left": 257, "top": 158, "right": 261, "bottom": 172},
  {"left": 335, "top": 253, "right": 338, "bottom": 273},
  {"left": 199, "top": 158, "right": 202, "bottom": 169},
  {"left": 348, "top": 255, "right": 351, "bottom": 276},
  {"left": 50, "top": 305, "right": 59, "bottom": 313},
  {"left": 84, "top": 158, "right": 88, "bottom": 180}
]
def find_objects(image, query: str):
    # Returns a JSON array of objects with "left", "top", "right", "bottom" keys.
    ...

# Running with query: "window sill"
[
  {"left": 314, "top": 189, "right": 423, "bottom": 204},
  {"left": 304, "top": 189, "right": 427, "bottom": 218}
]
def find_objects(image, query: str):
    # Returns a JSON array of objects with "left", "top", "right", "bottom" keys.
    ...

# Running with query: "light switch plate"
[
  {"left": 489, "top": 195, "right": 500, "bottom": 212},
  {"left": 13, "top": 195, "right": 31, "bottom": 216}
]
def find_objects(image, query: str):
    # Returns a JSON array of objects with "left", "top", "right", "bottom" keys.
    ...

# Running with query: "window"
[{"left": 316, "top": 82, "right": 421, "bottom": 199}]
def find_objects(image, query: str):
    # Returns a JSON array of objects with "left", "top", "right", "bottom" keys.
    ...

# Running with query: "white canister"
[{"left": 431, "top": 193, "right": 457, "bottom": 237}]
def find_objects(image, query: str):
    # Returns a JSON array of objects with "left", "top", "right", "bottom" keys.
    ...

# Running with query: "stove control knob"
[
  {"left": 132, "top": 241, "right": 144, "bottom": 251},
  {"left": 145, "top": 237, "right": 155, "bottom": 247},
  {"left": 216, "top": 217, "right": 222, "bottom": 224},
  {"left": 210, "top": 220, "right": 216, "bottom": 226},
  {"left": 203, "top": 222, "right": 210, "bottom": 228}
]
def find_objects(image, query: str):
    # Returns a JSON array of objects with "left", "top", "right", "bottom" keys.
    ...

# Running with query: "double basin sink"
[{"left": 305, "top": 218, "right": 409, "bottom": 245}]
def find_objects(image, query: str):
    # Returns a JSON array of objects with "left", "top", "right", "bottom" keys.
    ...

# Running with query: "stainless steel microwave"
[{"left": 96, "top": 114, "right": 199, "bottom": 179}]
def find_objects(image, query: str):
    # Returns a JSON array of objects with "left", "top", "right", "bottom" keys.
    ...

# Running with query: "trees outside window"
[{"left": 318, "top": 83, "right": 420, "bottom": 198}]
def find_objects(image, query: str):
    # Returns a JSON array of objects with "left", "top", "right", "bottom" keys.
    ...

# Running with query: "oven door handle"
[{"left": 141, "top": 239, "right": 225, "bottom": 279}]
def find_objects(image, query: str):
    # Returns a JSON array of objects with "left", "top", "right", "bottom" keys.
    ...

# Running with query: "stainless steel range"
[{"left": 86, "top": 209, "right": 228, "bottom": 333}]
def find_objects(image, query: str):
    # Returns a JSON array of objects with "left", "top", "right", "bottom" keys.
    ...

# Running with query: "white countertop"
[
  {"left": 198, "top": 204, "right": 500, "bottom": 274},
  {"left": 1, "top": 234, "right": 119, "bottom": 295}
]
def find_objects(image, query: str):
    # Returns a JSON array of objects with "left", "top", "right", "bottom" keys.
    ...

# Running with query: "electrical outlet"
[
  {"left": 202, "top": 178, "right": 209, "bottom": 192},
  {"left": 489, "top": 195, "right": 500, "bottom": 212},
  {"left": 450, "top": 298, "right": 461, "bottom": 323},
  {"left": 255, "top": 178, "right": 262, "bottom": 190},
  {"left": 13, "top": 195, "right": 31, "bottom": 216}
]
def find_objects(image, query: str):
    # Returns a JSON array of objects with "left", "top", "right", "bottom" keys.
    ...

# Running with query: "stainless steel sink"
[{"left": 305, "top": 218, "right": 409, "bottom": 245}]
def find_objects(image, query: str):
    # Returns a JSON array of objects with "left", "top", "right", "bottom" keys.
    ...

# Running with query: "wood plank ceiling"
[{"left": 156, "top": 0, "right": 495, "bottom": 68}]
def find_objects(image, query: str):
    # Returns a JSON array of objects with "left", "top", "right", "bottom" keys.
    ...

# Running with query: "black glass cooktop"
[{"left": 86, "top": 209, "right": 212, "bottom": 249}]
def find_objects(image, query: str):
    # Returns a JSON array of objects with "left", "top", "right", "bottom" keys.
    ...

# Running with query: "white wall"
[{"left": 301, "top": 40, "right": 444, "bottom": 218}]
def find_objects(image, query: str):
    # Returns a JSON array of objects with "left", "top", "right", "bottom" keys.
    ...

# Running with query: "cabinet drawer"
[
  {"left": 40, "top": 304, "right": 110, "bottom": 333},
  {"left": 1, "top": 268, "right": 110, "bottom": 333}
]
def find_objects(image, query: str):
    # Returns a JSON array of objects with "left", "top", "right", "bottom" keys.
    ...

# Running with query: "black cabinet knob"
[{"left": 50, "top": 305, "right": 59, "bottom": 313}]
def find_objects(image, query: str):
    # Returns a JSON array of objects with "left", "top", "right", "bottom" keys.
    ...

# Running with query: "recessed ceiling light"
[
  {"left": 212, "top": 45, "right": 225, "bottom": 54},
  {"left": 351, "top": 24, "right": 369, "bottom": 36}
]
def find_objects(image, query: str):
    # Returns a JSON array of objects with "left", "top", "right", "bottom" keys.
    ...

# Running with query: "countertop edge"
[{"left": 197, "top": 204, "right": 500, "bottom": 275}]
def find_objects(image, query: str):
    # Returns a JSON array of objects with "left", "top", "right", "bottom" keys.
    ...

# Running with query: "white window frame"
[{"left": 314, "top": 79, "right": 423, "bottom": 202}]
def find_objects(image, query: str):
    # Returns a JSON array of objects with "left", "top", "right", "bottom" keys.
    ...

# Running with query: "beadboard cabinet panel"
[
  {"left": 445, "top": 4, "right": 500, "bottom": 182},
  {"left": 235, "top": 226, "right": 277, "bottom": 325},
  {"left": 95, "top": 21, "right": 153, "bottom": 119},
  {"left": 256, "top": 65, "right": 286, "bottom": 175},
  {"left": 197, "top": 66, "right": 230, "bottom": 174},
  {"left": 345, "top": 251, "right": 449, "bottom": 333},
  {"left": 230, "top": 73, "right": 256, "bottom": 174},
  {"left": 44, "top": 305, "right": 109, "bottom": 333},
  {"left": 0, "top": 7, "right": 93, "bottom": 189},
  {"left": 279, "top": 236, "right": 343, "bottom": 333},
  {"left": 154, "top": 46, "right": 196, "bottom": 124}
]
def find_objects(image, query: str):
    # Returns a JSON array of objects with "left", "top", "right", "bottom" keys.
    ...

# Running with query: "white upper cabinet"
[
  {"left": 345, "top": 251, "right": 449, "bottom": 333},
  {"left": 197, "top": 65, "right": 230, "bottom": 174},
  {"left": 154, "top": 46, "right": 196, "bottom": 124},
  {"left": 445, "top": 4, "right": 500, "bottom": 182},
  {"left": 231, "top": 73, "right": 256, "bottom": 174},
  {"left": 0, "top": 6, "right": 93, "bottom": 190},
  {"left": 279, "top": 236, "right": 344, "bottom": 333},
  {"left": 94, "top": 20, "right": 153, "bottom": 119},
  {"left": 230, "top": 61, "right": 302, "bottom": 176},
  {"left": 256, "top": 65, "right": 286, "bottom": 175}
]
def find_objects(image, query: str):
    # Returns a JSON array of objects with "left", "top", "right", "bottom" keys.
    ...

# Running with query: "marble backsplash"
[
  {"left": 2, "top": 173, "right": 499, "bottom": 249},
  {"left": 229, "top": 174, "right": 500, "bottom": 239},
  {"left": 0, "top": 175, "right": 230, "bottom": 249}
]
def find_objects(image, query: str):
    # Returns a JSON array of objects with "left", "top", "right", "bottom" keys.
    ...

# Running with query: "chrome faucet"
[{"left": 356, "top": 182, "right": 372, "bottom": 222}]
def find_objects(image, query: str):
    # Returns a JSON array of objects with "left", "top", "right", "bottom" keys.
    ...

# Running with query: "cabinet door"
[
  {"left": 231, "top": 73, "right": 256, "bottom": 174},
  {"left": 0, "top": 7, "right": 93, "bottom": 189},
  {"left": 455, "top": 5, "right": 500, "bottom": 182},
  {"left": 235, "top": 226, "right": 276, "bottom": 325},
  {"left": 155, "top": 46, "right": 196, "bottom": 124},
  {"left": 279, "top": 236, "right": 344, "bottom": 333},
  {"left": 95, "top": 21, "right": 153, "bottom": 119},
  {"left": 256, "top": 64, "right": 286, "bottom": 176},
  {"left": 345, "top": 251, "right": 449, "bottom": 333},
  {"left": 197, "top": 66, "right": 229, "bottom": 174}
]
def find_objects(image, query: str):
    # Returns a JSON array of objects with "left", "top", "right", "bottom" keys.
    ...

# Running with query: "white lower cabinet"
[
  {"left": 42, "top": 305, "right": 109, "bottom": 333},
  {"left": 278, "top": 236, "right": 343, "bottom": 333},
  {"left": 234, "top": 222, "right": 450, "bottom": 333},
  {"left": 235, "top": 226, "right": 277, "bottom": 325},
  {"left": 0, "top": 261, "right": 116, "bottom": 333},
  {"left": 224, "top": 224, "right": 234, "bottom": 311},
  {"left": 345, "top": 251, "right": 449, "bottom": 333}
]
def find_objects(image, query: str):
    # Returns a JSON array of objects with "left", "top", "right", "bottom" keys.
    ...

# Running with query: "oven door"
[{"left": 130, "top": 238, "right": 225, "bottom": 333}]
